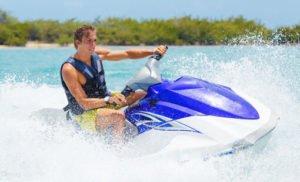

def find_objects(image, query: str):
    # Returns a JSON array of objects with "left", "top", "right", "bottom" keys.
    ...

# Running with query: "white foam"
[{"left": 1, "top": 46, "right": 300, "bottom": 182}]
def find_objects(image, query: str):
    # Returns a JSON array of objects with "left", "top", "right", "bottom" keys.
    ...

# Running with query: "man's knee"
[{"left": 113, "top": 110, "right": 125, "bottom": 121}]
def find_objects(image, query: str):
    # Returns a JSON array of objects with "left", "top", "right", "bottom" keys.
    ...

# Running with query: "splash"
[{"left": 1, "top": 46, "right": 300, "bottom": 182}]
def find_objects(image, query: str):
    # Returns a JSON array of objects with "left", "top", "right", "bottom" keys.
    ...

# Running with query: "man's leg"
[
  {"left": 95, "top": 109, "right": 125, "bottom": 143},
  {"left": 94, "top": 91, "right": 145, "bottom": 142}
]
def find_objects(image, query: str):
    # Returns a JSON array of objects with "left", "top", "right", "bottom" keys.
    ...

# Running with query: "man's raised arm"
[{"left": 96, "top": 45, "right": 167, "bottom": 61}]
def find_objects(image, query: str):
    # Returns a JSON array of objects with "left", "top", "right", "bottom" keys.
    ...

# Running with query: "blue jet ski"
[{"left": 118, "top": 48, "right": 276, "bottom": 157}]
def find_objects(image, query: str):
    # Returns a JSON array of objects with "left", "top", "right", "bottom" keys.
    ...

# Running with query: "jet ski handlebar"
[{"left": 112, "top": 45, "right": 168, "bottom": 106}]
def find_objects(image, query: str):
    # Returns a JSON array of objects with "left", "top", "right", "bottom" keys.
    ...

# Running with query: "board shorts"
[{"left": 73, "top": 92, "right": 123, "bottom": 135}]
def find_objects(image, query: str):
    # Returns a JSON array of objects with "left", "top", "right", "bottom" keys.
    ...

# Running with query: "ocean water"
[{"left": 0, "top": 46, "right": 299, "bottom": 182}]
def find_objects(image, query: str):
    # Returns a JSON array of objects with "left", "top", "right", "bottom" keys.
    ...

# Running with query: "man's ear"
[{"left": 75, "top": 40, "right": 80, "bottom": 47}]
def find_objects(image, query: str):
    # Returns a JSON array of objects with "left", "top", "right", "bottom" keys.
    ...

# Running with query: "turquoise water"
[{"left": 0, "top": 46, "right": 300, "bottom": 181}]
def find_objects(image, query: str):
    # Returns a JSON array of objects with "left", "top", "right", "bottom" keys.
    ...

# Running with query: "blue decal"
[{"left": 127, "top": 111, "right": 201, "bottom": 134}]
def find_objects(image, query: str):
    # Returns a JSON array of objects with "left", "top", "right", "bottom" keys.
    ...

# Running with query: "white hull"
[{"left": 125, "top": 90, "right": 277, "bottom": 158}]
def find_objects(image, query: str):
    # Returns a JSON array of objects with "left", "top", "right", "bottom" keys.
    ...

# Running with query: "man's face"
[{"left": 77, "top": 30, "right": 97, "bottom": 54}]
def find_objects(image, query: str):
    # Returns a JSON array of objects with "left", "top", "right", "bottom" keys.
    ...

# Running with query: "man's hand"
[
  {"left": 153, "top": 45, "right": 168, "bottom": 57},
  {"left": 108, "top": 93, "right": 127, "bottom": 106}
]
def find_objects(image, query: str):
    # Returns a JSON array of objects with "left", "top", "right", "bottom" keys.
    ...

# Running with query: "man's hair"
[{"left": 74, "top": 25, "right": 96, "bottom": 49}]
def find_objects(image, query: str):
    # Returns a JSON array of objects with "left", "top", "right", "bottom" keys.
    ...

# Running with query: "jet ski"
[{"left": 117, "top": 48, "right": 277, "bottom": 157}]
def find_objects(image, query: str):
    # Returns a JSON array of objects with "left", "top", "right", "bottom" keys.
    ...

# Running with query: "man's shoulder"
[
  {"left": 61, "top": 63, "right": 81, "bottom": 83},
  {"left": 62, "top": 62, "right": 76, "bottom": 74}
]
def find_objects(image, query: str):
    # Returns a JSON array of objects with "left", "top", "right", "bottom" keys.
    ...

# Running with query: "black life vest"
[{"left": 60, "top": 52, "right": 109, "bottom": 115}]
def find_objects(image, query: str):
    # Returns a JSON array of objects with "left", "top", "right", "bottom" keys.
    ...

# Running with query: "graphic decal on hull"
[{"left": 127, "top": 111, "right": 201, "bottom": 134}]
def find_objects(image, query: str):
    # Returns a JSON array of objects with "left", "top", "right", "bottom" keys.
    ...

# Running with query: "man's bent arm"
[{"left": 62, "top": 63, "right": 107, "bottom": 110}]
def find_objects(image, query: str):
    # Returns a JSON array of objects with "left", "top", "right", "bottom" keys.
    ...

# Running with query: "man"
[{"left": 60, "top": 25, "right": 167, "bottom": 143}]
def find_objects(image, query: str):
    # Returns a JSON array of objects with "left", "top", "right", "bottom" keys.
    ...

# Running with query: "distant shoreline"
[
  {"left": 0, "top": 41, "right": 159, "bottom": 49},
  {"left": 0, "top": 41, "right": 299, "bottom": 49},
  {"left": 0, "top": 41, "right": 73, "bottom": 49},
  {"left": 0, "top": 42, "right": 213, "bottom": 49}
]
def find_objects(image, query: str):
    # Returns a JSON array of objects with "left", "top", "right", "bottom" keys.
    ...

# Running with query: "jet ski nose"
[
  {"left": 147, "top": 76, "right": 260, "bottom": 120},
  {"left": 191, "top": 88, "right": 260, "bottom": 119}
]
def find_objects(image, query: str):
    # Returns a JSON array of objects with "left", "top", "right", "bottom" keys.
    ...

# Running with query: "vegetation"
[{"left": 0, "top": 9, "right": 299, "bottom": 46}]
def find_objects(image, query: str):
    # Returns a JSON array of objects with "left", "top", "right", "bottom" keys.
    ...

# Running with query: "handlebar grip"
[
  {"left": 153, "top": 45, "right": 168, "bottom": 59},
  {"left": 111, "top": 86, "right": 133, "bottom": 107}
]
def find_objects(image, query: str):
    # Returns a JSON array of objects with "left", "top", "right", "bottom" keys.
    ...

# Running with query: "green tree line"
[{"left": 0, "top": 9, "right": 299, "bottom": 46}]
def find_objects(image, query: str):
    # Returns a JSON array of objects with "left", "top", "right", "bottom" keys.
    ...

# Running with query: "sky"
[{"left": 1, "top": 0, "right": 300, "bottom": 29}]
